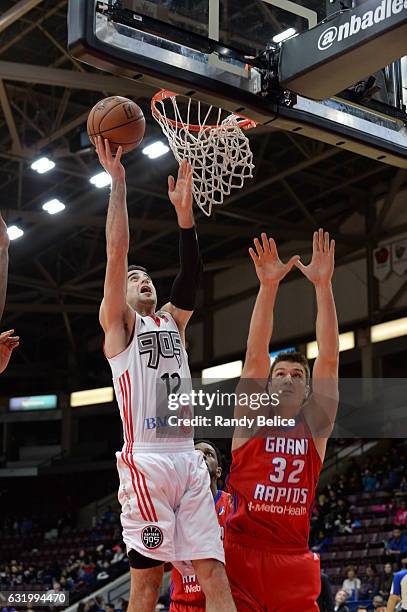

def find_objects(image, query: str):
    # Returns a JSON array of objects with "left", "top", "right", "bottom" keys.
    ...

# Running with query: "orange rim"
[{"left": 151, "top": 89, "right": 257, "bottom": 132}]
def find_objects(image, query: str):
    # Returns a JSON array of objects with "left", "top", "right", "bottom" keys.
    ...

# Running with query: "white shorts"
[{"left": 116, "top": 449, "right": 224, "bottom": 568}]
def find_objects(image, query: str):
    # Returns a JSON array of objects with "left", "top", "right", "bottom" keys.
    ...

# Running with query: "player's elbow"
[{"left": 243, "top": 350, "right": 270, "bottom": 379}]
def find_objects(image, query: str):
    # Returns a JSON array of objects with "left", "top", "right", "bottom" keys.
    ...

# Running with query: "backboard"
[{"left": 68, "top": 0, "right": 407, "bottom": 167}]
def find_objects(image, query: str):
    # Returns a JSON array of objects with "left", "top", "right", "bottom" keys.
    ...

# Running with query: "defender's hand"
[
  {"left": 0, "top": 213, "right": 10, "bottom": 250},
  {"left": 296, "top": 228, "right": 335, "bottom": 286},
  {"left": 0, "top": 329, "right": 19, "bottom": 374},
  {"left": 168, "top": 160, "right": 193, "bottom": 227},
  {"left": 95, "top": 137, "right": 125, "bottom": 183},
  {"left": 249, "top": 233, "right": 300, "bottom": 286}
]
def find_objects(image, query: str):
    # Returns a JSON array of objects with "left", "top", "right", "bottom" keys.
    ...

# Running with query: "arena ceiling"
[{"left": 0, "top": 0, "right": 406, "bottom": 394}]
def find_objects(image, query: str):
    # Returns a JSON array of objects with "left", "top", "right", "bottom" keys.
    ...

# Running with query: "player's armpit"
[
  {"left": 100, "top": 305, "right": 135, "bottom": 359},
  {"left": 232, "top": 378, "right": 269, "bottom": 451},
  {"left": 161, "top": 302, "right": 193, "bottom": 327}
]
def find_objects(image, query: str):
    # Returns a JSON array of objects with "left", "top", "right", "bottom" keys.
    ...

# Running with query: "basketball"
[{"left": 87, "top": 96, "right": 145, "bottom": 154}]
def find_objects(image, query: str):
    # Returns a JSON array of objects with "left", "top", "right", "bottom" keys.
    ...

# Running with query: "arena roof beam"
[
  {"left": 0, "top": 80, "right": 22, "bottom": 154},
  {"left": 0, "top": 0, "right": 45, "bottom": 33},
  {"left": 0, "top": 61, "right": 155, "bottom": 98}
]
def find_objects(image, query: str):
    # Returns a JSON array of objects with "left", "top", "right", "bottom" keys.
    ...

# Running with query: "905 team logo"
[{"left": 142, "top": 525, "right": 163, "bottom": 549}]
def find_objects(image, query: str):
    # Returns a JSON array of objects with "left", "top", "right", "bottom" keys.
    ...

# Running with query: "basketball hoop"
[{"left": 151, "top": 90, "right": 257, "bottom": 216}]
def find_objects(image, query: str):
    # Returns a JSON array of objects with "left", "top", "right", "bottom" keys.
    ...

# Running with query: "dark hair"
[
  {"left": 128, "top": 265, "right": 149, "bottom": 274},
  {"left": 195, "top": 439, "right": 222, "bottom": 467},
  {"left": 270, "top": 351, "right": 310, "bottom": 384}
]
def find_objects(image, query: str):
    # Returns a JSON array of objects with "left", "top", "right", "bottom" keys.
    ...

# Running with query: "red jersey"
[
  {"left": 226, "top": 418, "right": 322, "bottom": 553},
  {"left": 170, "top": 490, "right": 230, "bottom": 608}
]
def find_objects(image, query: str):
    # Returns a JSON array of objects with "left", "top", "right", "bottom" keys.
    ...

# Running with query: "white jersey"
[{"left": 106, "top": 310, "right": 194, "bottom": 453}]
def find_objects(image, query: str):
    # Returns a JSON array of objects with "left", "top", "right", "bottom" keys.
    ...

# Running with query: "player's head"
[
  {"left": 195, "top": 440, "right": 222, "bottom": 481},
  {"left": 268, "top": 351, "right": 310, "bottom": 416},
  {"left": 127, "top": 265, "right": 157, "bottom": 313}
]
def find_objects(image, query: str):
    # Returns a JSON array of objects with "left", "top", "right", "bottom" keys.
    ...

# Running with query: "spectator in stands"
[
  {"left": 312, "top": 530, "right": 332, "bottom": 553},
  {"left": 360, "top": 564, "right": 380, "bottom": 600},
  {"left": 342, "top": 566, "right": 361, "bottom": 600},
  {"left": 399, "top": 476, "right": 407, "bottom": 494},
  {"left": 111, "top": 545, "right": 125, "bottom": 564},
  {"left": 362, "top": 469, "right": 378, "bottom": 492},
  {"left": 370, "top": 594, "right": 385, "bottom": 610},
  {"left": 334, "top": 589, "right": 350, "bottom": 612},
  {"left": 318, "top": 572, "right": 335, "bottom": 611},
  {"left": 394, "top": 500, "right": 407, "bottom": 527},
  {"left": 379, "top": 562, "right": 394, "bottom": 598},
  {"left": 386, "top": 527, "right": 407, "bottom": 557}
]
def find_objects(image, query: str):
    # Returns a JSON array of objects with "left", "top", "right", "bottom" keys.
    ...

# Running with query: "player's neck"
[
  {"left": 134, "top": 304, "right": 156, "bottom": 317},
  {"left": 210, "top": 480, "right": 218, "bottom": 498}
]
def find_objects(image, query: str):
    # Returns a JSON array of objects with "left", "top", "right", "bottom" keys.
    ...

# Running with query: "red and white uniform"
[
  {"left": 106, "top": 311, "right": 224, "bottom": 566},
  {"left": 170, "top": 490, "right": 231, "bottom": 612},
  {"left": 225, "top": 417, "right": 322, "bottom": 611}
]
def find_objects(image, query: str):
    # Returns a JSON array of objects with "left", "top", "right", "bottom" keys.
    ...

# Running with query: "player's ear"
[{"left": 216, "top": 466, "right": 222, "bottom": 479}]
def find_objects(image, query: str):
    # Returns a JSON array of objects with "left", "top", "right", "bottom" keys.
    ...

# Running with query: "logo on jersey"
[
  {"left": 138, "top": 331, "right": 182, "bottom": 369},
  {"left": 141, "top": 525, "right": 163, "bottom": 549}
]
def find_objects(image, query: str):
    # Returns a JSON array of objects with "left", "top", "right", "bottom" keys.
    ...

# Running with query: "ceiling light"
[
  {"left": 371, "top": 317, "right": 407, "bottom": 343},
  {"left": 7, "top": 225, "right": 24, "bottom": 241},
  {"left": 31, "top": 157, "right": 55, "bottom": 174},
  {"left": 306, "top": 332, "right": 355, "bottom": 359},
  {"left": 272, "top": 28, "right": 297, "bottom": 43},
  {"left": 90, "top": 171, "right": 112, "bottom": 189},
  {"left": 202, "top": 360, "right": 243, "bottom": 385},
  {"left": 42, "top": 198, "right": 65, "bottom": 215},
  {"left": 70, "top": 387, "right": 114, "bottom": 407},
  {"left": 142, "top": 141, "right": 170, "bottom": 160}
]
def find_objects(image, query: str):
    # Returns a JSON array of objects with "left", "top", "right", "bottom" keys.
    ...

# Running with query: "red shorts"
[
  {"left": 225, "top": 539, "right": 321, "bottom": 612},
  {"left": 170, "top": 604, "right": 205, "bottom": 612}
]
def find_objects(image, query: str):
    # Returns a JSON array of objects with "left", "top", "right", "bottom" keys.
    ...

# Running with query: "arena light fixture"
[
  {"left": 371, "top": 317, "right": 407, "bottom": 343},
  {"left": 90, "top": 171, "right": 111, "bottom": 188},
  {"left": 306, "top": 332, "right": 355, "bottom": 360},
  {"left": 272, "top": 28, "right": 297, "bottom": 43},
  {"left": 31, "top": 156, "right": 55, "bottom": 174},
  {"left": 7, "top": 225, "right": 24, "bottom": 241},
  {"left": 202, "top": 360, "right": 243, "bottom": 385},
  {"left": 70, "top": 386, "right": 114, "bottom": 407},
  {"left": 42, "top": 199, "right": 65, "bottom": 215},
  {"left": 142, "top": 141, "right": 169, "bottom": 160}
]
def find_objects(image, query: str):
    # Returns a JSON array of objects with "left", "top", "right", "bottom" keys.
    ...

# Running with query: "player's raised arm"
[
  {"left": 162, "top": 160, "right": 202, "bottom": 339},
  {"left": 296, "top": 229, "right": 339, "bottom": 448},
  {"left": 0, "top": 212, "right": 10, "bottom": 322},
  {"left": 97, "top": 137, "right": 134, "bottom": 357},
  {"left": 242, "top": 234, "right": 299, "bottom": 379}
]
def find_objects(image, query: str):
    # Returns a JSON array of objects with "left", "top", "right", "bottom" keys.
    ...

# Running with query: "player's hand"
[
  {"left": 0, "top": 213, "right": 10, "bottom": 250},
  {"left": 295, "top": 228, "right": 335, "bottom": 286},
  {"left": 249, "top": 233, "right": 300, "bottom": 286},
  {"left": 0, "top": 329, "right": 19, "bottom": 374},
  {"left": 95, "top": 136, "right": 125, "bottom": 183},
  {"left": 168, "top": 160, "right": 193, "bottom": 227}
]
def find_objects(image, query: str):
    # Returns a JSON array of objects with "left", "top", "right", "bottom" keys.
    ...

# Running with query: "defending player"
[
  {"left": 225, "top": 230, "right": 339, "bottom": 611},
  {"left": 0, "top": 212, "right": 19, "bottom": 374},
  {"left": 97, "top": 137, "right": 236, "bottom": 612},
  {"left": 169, "top": 440, "right": 232, "bottom": 612}
]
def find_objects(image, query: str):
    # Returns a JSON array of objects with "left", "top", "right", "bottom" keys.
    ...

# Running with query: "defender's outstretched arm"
[
  {"left": 296, "top": 229, "right": 339, "bottom": 455},
  {"left": 97, "top": 138, "right": 134, "bottom": 358},
  {"left": 242, "top": 234, "right": 299, "bottom": 379}
]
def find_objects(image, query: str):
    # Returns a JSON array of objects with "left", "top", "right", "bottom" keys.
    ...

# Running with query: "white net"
[{"left": 152, "top": 93, "right": 256, "bottom": 216}]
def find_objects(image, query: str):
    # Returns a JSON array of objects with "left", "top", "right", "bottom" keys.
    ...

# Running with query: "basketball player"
[
  {"left": 0, "top": 211, "right": 19, "bottom": 374},
  {"left": 225, "top": 230, "right": 339, "bottom": 611},
  {"left": 169, "top": 440, "right": 232, "bottom": 612},
  {"left": 96, "top": 137, "right": 236, "bottom": 612}
]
